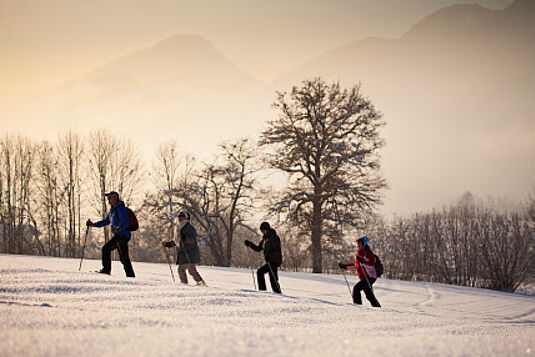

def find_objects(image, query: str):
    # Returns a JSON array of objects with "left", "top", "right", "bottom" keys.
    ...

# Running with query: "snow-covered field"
[{"left": 1, "top": 254, "right": 533, "bottom": 356}]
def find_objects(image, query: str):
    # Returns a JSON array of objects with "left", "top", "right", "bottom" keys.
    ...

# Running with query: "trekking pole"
[
  {"left": 335, "top": 255, "right": 353, "bottom": 298},
  {"left": 78, "top": 226, "right": 90, "bottom": 271},
  {"left": 164, "top": 248, "right": 176, "bottom": 283},
  {"left": 246, "top": 246, "right": 257, "bottom": 290},
  {"left": 340, "top": 267, "right": 353, "bottom": 297}
]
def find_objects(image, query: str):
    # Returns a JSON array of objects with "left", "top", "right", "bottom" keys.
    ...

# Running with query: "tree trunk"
[{"left": 311, "top": 196, "right": 323, "bottom": 273}]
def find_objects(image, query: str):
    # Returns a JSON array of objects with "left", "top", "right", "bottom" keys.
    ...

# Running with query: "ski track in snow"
[{"left": 0, "top": 254, "right": 533, "bottom": 357}]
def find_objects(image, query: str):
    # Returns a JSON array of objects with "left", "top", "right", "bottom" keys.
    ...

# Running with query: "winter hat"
[
  {"left": 259, "top": 222, "right": 270, "bottom": 231},
  {"left": 178, "top": 210, "right": 190, "bottom": 220},
  {"left": 358, "top": 235, "right": 369, "bottom": 247}
]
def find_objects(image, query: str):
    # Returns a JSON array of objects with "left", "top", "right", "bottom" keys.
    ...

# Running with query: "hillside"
[
  {"left": 1, "top": 34, "right": 272, "bottom": 158},
  {"left": 1, "top": 254, "right": 533, "bottom": 356}
]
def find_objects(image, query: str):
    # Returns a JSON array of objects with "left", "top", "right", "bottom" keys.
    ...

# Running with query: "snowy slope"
[{"left": 1, "top": 254, "right": 533, "bottom": 356}]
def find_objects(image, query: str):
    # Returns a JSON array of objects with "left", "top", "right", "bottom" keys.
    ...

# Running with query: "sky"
[
  {"left": 0, "top": 0, "right": 528, "bottom": 217},
  {"left": 1, "top": 254, "right": 533, "bottom": 356},
  {"left": 0, "top": 0, "right": 513, "bottom": 103}
]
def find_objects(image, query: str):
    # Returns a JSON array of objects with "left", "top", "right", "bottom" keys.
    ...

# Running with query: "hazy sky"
[
  {"left": 0, "top": 0, "right": 512, "bottom": 104},
  {"left": 1, "top": 0, "right": 527, "bottom": 217}
]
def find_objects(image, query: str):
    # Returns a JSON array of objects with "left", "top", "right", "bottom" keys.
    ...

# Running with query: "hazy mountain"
[
  {"left": 3, "top": 34, "right": 272, "bottom": 158},
  {"left": 2, "top": 2, "right": 532, "bottom": 214},
  {"left": 275, "top": 0, "right": 535, "bottom": 213}
]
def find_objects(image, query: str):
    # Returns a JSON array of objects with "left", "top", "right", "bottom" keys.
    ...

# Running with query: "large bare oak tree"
[{"left": 260, "top": 78, "right": 387, "bottom": 273}]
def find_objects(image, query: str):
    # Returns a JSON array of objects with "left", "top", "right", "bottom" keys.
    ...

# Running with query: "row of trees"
[
  {"left": 363, "top": 193, "right": 535, "bottom": 292},
  {"left": 1, "top": 78, "right": 532, "bottom": 292},
  {"left": 1, "top": 78, "right": 387, "bottom": 273},
  {"left": 0, "top": 130, "right": 144, "bottom": 258}
]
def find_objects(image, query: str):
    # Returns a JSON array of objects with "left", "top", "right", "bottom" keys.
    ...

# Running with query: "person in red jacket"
[{"left": 339, "top": 236, "right": 381, "bottom": 307}]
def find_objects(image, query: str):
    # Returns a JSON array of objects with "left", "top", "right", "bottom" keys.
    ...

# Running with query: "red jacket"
[
  {"left": 355, "top": 245, "right": 377, "bottom": 279},
  {"left": 342, "top": 245, "right": 377, "bottom": 279}
]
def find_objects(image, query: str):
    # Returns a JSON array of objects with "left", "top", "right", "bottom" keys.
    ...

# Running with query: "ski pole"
[
  {"left": 78, "top": 226, "right": 90, "bottom": 271},
  {"left": 246, "top": 246, "right": 257, "bottom": 290},
  {"left": 164, "top": 248, "right": 176, "bottom": 283},
  {"left": 340, "top": 267, "right": 353, "bottom": 297},
  {"left": 335, "top": 255, "right": 353, "bottom": 298}
]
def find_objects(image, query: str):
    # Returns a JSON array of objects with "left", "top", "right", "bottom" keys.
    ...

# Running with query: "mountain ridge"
[{"left": 273, "top": 0, "right": 534, "bottom": 213}]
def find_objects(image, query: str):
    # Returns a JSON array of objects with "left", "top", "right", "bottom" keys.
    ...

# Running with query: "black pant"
[
  {"left": 102, "top": 234, "right": 135, "bottom": 277},
  {"left": 257, "top": 262, "right": 281, "bottom": 293},
  {"left": 353, "top": 277, "right": 380, "bottom": 307}
]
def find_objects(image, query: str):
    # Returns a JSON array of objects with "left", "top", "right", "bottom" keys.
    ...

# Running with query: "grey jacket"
[{"left": 176, "top": 222, "right": 200, "bottom": 265}]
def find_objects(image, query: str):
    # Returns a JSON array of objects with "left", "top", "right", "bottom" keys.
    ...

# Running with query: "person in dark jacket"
[
  {"left": 244, "top": 222, "right": 283, "bottom": 294},
  {"left": 86, "top": 191, "right": 135, "bottom": 277},
  {"left": 339, "top": 236, "right": 380, "bottom": 307},
  {"left": 162, "top": 210, "right": 206, "bottom": 286}
]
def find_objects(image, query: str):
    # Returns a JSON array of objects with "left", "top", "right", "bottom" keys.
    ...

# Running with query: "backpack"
[
  {"left": 126, "top": 207, "right": 139, "bottom": 231},
  {"left": 374, "top": 254, "right": 384, "bottom": 278}
]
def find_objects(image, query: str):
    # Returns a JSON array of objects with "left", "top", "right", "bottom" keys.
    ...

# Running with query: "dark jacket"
[
  {"left": 93, "top": 201, "right": 131, "bottom": 239},
  {"left": 249, "top": 228, "right": 283, "bottom": 266},
  {"left": 176, "top": 221, "right": 200, "bottom": 265}
]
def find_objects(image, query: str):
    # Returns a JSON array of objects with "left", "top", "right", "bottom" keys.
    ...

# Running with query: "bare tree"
[
  {"left": 167, "top": 138, "right": 257, "bottom": 266},
  {"left": 56, "top": 131, "right": 84, "bottom": 257},
  {"left": 140, "top": 140, "right": 195, "bottom": 263},
  {"left": 153, "top": 140, "right": 190, "bottom": 240},
  {"left": 111, "top": 138, "right": 145, "bottom": 204},
  {"left": 87, "top": 130, "right": 118, "bottom": 243},
  {"left": 525, "top": 186, "right": 535, "bottom": 287},
  {"left": 527, "top": 186, "right": 535, "bottom": 223},
  {"left": 0, "top": 134, "right": 14, "bottom": 253},
  {"left": 260, "top": 78, "right": 387, "bottom": 272},
  {"left": 35, "top": 140, "right": 63, "bottom": 256},
  {"left": 213, "top": 139, "right": 257, "bottom": 265},
  {"left": 0, "top": 135, "right": 39, "bottom": 254},
  {"left": 477, "top": 212, "right": 533, "bottom": 292},
  {"left": 87, "top": 129, "right": 144, "bottom": 244}
]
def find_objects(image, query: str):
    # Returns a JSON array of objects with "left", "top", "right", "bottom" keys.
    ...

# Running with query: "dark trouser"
[
  {"left": 178, "top": 263, "right": 203, "bottom": 284},
  {"left": 257, "top": 262, "right": 281, "bottom": 293},
  {"left": 101, "top": 234, "right": 135, "bottom": 277},
  {"left": 353, "top": 277, "right": 380, "bottom": 307}
]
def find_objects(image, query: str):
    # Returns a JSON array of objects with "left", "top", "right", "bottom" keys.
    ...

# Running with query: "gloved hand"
[
  {"left": 356, "top": 256, "right": 363, "bottom": 263},
  {"left": 162, "top": 241, "right": 176, "bottom": 248},
  {"left": 111, "top": 226, "right": 120, "bottom": 234},
  {"left": 338, "top": 262, "right": 345, "bottom": 270},
  {"left": 86, "top": 219, "right": 93, "bottom": 227},
  {"left": 244, "top": 240, "right": 252, "bottom": 248}
]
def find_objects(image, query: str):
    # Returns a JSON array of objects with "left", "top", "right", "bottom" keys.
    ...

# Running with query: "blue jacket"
[{"left": 93, "top": 201, "right": 131, "bottom": 238}]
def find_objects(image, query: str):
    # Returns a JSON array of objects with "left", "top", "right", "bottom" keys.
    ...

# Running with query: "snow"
[{"left": 1, "top": 254, "right": 533, "bottom": 356}]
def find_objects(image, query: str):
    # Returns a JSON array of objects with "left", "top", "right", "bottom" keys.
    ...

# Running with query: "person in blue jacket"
[{"left": 86, "top": 191, "right": 135, "bottom": 277}]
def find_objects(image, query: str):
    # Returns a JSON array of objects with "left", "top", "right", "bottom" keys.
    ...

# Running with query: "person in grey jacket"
[{"left": 162, "top": 210, "right": 206, "bottom": 286}]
